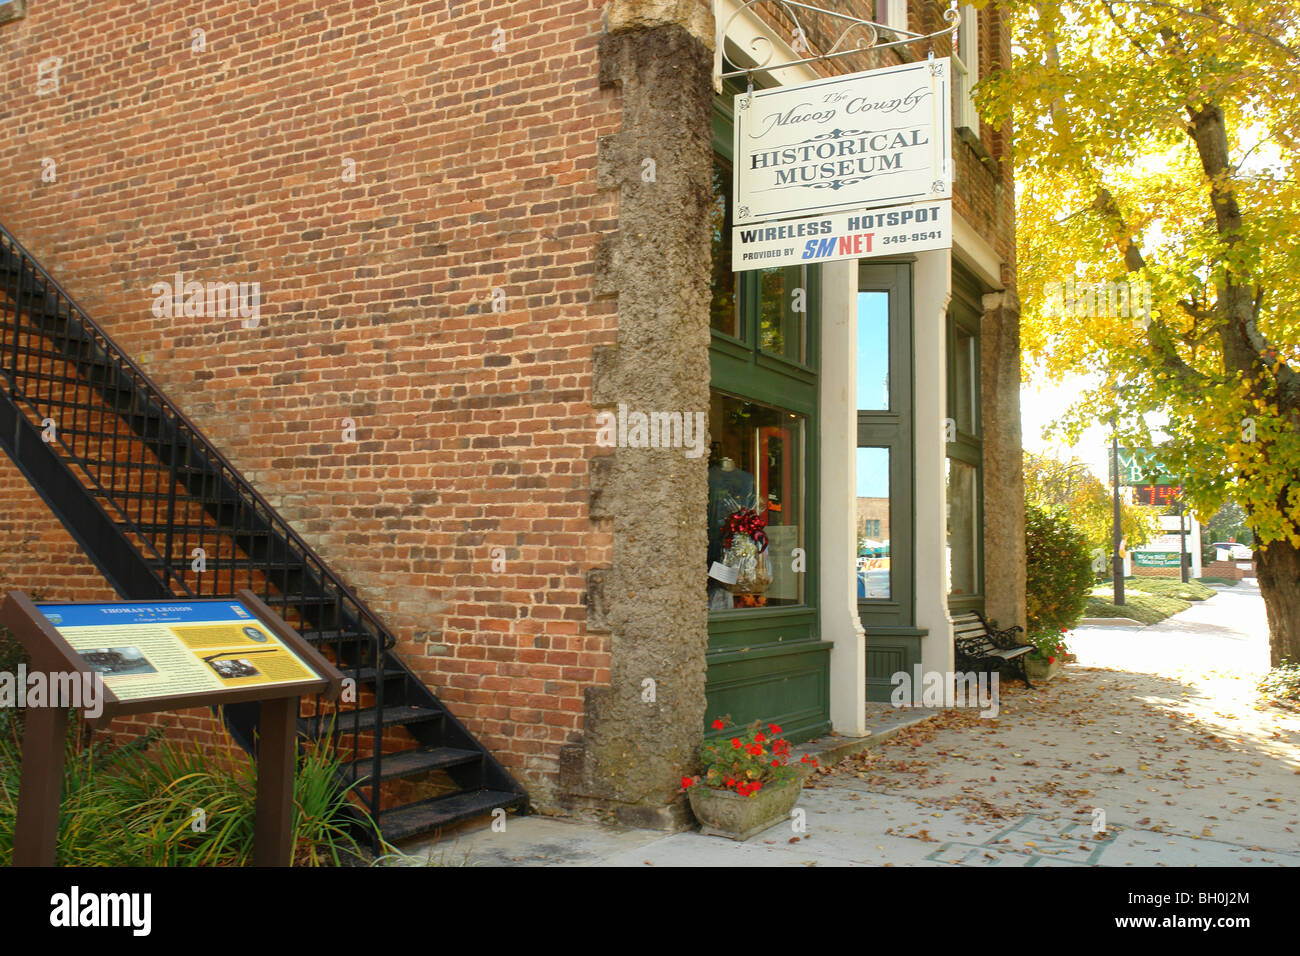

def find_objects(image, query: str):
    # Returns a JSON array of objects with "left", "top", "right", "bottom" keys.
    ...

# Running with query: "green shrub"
[
  {"left": 1026, "top": 630, "right": 1071, "bottom": 661},
  {"left": 1258, "top": 661, "right": 1300, "bottom": 706},
  {"left": 0, "top": 712, "right": 373, "bottom": 866},
  {"left": 0, "top": 626, "right": 25, "bottom": 677},
  {"left": 1025, "top": 502, "right": 1095, "bottom": 640}
]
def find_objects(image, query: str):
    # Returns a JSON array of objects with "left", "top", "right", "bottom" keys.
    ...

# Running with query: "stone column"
[
  {"left": 980, "top": 289, "right": 1026, "bottom": 632},
  {"left": 557, "top": 1, "right": 715, "bottom": 829}
]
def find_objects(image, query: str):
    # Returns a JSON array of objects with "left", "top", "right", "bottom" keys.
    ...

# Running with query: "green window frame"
[
  {"left": 705, "top": 77, "right": 830, "bottom": 745},
  {"left": 946, "top": 265, "right": 985, "bottom": 612}
]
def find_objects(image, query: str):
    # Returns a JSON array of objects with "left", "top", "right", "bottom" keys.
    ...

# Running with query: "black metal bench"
[{"left": 952, "top": 611, "right": 1035, "bottom": 688}]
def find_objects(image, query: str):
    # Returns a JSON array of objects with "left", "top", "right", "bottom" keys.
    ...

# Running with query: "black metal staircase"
[{"left": 0, "top": 221, "right": 528, "bottom": 846}]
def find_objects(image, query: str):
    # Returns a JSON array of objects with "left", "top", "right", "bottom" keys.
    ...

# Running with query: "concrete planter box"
[
  {"left": 688, "top": 776, "right": 803, "bottom": 841},
  {"left": 1025, "top": 656, "right": 1064, "bottom": 681}
]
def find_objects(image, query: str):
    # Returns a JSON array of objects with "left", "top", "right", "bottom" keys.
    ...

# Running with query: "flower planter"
[
  {"left": 688, "top": 776, "right": 804, "bottom": 841},
  {"left": 1025, "top": 656, "right": 1064, "bottom": 681}
]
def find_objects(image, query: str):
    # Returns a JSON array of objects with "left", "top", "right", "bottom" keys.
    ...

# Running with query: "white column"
[
  {"left": 820, "top": 258, "right": 867, "bottom": 735},
  {"left": 913, "top": 250, "right": 954, "bottom": 685}
]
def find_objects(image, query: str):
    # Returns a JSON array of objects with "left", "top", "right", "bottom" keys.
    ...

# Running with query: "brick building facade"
[{"left": 0, "top": 0, "right": 1022, "bottom": 832}]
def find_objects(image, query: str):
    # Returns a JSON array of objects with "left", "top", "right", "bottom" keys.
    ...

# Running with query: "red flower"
[
  {"left": 768, "top": 723, "right": 782, "bottom": 734},
  {"left": 747, "top": 743, "right": 762, "bottom": 756},
  {"left": 755, "top": 732, "right": 766, "bottom": 743},
  {"left": 752, "top": 781, "right": 763, "bottom": 793},
  {"left": 681, "top": 776, "right": 694, "bottom": 789},
  {"left": 732, "top": 737, "right": 742, "bottom": 749},
  {"left": 771, "top": 759, "right": 780, "bottom": 767},
  {"left": 712, "top": 718, "right": 725, "bottom": 730},
  {"left": 725, "top": 777, "right": 736, "bottom": 787},
  {"left": 1048, "top": 656, "right": 1056, "bottom": 664}
]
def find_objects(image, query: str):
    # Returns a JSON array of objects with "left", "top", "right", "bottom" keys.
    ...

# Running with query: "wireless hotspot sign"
[{"left": 732, "top": 58, "right": 954, "bottom": 269}]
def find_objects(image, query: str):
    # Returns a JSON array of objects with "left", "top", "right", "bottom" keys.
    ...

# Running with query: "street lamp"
[
  {"left": 1172, "top": 495, "right": 1190, "bottom": 584},
  {"left": 1110, "top": 381, "right": 1126, "bottom": 607},
  {"left": 1111, "top": 424, "right": 1125, "bottom": 605}
]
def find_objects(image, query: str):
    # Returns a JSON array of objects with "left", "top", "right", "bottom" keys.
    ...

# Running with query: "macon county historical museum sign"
[{"left": 732, "top": 58, "right": 952, "bottom": 269}]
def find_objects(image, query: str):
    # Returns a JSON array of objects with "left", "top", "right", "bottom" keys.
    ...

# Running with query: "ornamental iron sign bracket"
[{"left": 715, "top": 0, "right": 961, "bottom": 92}]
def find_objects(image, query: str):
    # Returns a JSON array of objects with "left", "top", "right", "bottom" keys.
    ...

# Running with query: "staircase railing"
[{"left": 0, "top": 221, "right": 387, "bottom": 828}]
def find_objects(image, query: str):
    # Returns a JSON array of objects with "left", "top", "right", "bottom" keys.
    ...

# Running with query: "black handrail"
[{"left": 0, "top": 220, "right": 387, "bottom": 827}]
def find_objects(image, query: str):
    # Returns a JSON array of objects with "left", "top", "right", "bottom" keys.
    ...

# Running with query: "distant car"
[
  {"left": 1210, "top": 542, "right": 1252, "bottom": 560},
  {"left": 857, "top": 568, "right": 890, "bottom": 599}
]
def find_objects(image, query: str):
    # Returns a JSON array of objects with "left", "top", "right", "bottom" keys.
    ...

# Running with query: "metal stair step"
[
  {"left": 379, "top": 789, "right": 527, "bottom": 843},
  {"left": 60, "top": 454, "right": 206, "bottom": 475},
  {"left": 302, "top": 703, "right": 442, "bottom": 738},
  {"left": 341, "top": 745, "right": 482, "bottom": 785},
  {"left": 127, "top": 525, "right": 277, "bottom": 545}
]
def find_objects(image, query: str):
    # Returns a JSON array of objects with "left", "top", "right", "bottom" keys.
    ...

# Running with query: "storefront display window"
[
  {"left": 856, "top": 447, "right": 891, "bottom": 599},
  {"left": 758, "top": 266, "right": 806, "bottom": 365},
  {"left": 857, "top": 291, "right": 889, "bottom": 410},
  {"left": 946, "top": 267, "right": 985, "bottom": 606},
  {"left": 710, "top": 158, "right": 739, "bottom": 338},
  {"left": 946, "top": 457, "right": 980, "bottom": 596},
  {"left": 707, "top": 391, "right": 805, "bottom": 610}
]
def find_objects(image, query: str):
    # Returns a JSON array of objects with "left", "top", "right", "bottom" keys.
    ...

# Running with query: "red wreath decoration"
[{"left": 721, "top": 507, "right": 769, "bottom": 553}]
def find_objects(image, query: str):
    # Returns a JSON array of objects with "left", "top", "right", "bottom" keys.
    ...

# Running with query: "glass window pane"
[
  {"left": 856, "top": 447, "right": 891, "bottom": 599},
  {"left": 857, "top": 291, "right": 889, "bottom": 410},
  {"left": 710, "top": 159, "right": 739, "bottom": 337},
  {"left": 953, "top": 326, "right": 976, "bottom": 434},
  {"left": 758, "top": 266, "right": 806, "bottom": 364},
  {"left": 946, "top": 458, "right": 980, "bottom": 596},
  {"left": 707, "top": 392, "right": 805, "bottom": 609}
]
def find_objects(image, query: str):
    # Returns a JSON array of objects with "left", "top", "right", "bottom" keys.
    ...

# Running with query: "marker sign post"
[{"left": 2, "top": 589, "right": 343, "bottom": 867}]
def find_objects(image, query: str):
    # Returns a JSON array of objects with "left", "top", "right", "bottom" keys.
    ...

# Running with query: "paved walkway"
[{"left": 394, "top": 582, "right": 1300, "bottom": 866}]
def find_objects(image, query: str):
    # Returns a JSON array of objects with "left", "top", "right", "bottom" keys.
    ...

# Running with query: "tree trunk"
[{"left": 1255, "top": 538, "right": 1300, "bottom": 666}]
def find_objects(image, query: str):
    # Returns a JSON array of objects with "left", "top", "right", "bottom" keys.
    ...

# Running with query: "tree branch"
[{"left": 1115, "top": 0, "right": 1300, "bottom": 63}]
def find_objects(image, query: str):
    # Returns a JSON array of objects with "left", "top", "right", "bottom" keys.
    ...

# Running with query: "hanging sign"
[
  {"left": 1133, "top": 552, "right": 1182, "bottom": 568},
  {"left": 1110, "top": 447, "right": 1178, "bottom": 487},
  {"left": 732, "top": 58, "right": 952, "bottom": 227},
  {"left": 731, "top": 199, "right": 951, "bottom": 271}
]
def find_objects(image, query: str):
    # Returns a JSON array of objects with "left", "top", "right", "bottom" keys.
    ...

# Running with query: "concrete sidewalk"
[{"left": 391, "top": 582, "right": 1300, "bottom": 867}]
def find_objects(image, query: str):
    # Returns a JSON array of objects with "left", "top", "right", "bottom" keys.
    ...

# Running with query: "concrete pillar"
[
  {"left": 914, "top": 250, "right": 954, "bottom": 682},
  {"left": 820, "top": 259, "right": 867, "bottom": 736}
]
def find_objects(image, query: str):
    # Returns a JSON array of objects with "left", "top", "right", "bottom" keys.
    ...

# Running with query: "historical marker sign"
[
  {"left": 2, "top": 590, "right": 343, "bottom": 866},
  {"left": 38, "top": 600, "right": 320, "bottom": 705}
]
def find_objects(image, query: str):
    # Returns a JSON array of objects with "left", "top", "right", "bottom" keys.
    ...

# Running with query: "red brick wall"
[{"left": 0, "top": 0, "right": 617, "bottom": 805}]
